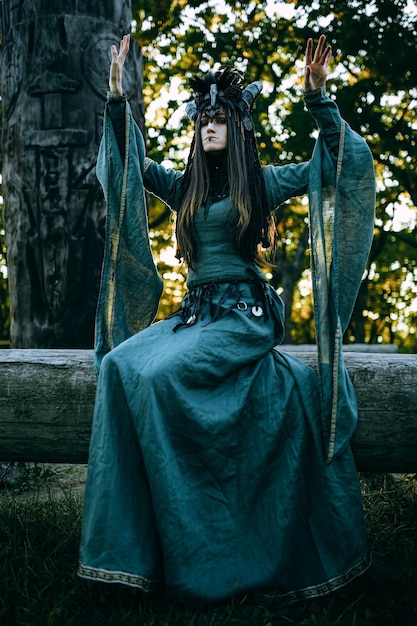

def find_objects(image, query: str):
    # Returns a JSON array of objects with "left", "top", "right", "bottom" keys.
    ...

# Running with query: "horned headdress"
[{"left": 185, "top": 66, "right": 262, "bottom": 131}]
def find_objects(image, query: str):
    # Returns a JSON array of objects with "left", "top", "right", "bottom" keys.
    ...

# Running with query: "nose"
[{"left": 206, "top": 120, "right": 216, "bottom": 131}]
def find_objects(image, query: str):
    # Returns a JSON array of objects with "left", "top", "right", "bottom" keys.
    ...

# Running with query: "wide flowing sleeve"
[
  {"left": 94, "top": 100, "right": 163, "bottom": 374},
  {"left": 307, "top": 88, "right": 376, "bottom": 462}
]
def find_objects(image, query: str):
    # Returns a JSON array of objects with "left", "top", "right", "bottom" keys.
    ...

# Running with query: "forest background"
[{"left": 0, "top": 0, "right": 416, "bottom": 350}]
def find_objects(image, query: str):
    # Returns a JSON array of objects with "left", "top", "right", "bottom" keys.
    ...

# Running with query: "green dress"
[{"left": 78, "top": 88, "right": 376, "bottom": 604}]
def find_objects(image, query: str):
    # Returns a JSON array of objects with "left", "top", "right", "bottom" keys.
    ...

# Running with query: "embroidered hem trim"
[
  {"left": 79, "top": 553, "right": 370, "bottom": 601},
  {"left": 255, "top": 552, "right": 371, "bottom": 606},
  {"left": 78, "top": 563, "right": 160, "bottom": 592}
]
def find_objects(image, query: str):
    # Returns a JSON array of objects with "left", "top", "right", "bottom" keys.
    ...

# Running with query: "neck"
[
  {"left": 206, "top": 151, "right": 227, "bottom": 172},
  {"left": 205, "top": 152, "right": 229, "bottom": 203}
]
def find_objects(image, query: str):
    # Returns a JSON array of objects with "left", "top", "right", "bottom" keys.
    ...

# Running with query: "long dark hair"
[{"left": 176, "top": 106, "right": 276, "bottom": 267}]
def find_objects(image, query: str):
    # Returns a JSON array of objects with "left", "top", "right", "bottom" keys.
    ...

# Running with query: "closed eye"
[{"left": 200, "top": 115, "right": 227, "bottom": 126}]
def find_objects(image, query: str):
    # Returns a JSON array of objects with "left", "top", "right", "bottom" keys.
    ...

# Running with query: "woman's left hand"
[{"left": 304, "top": 34, "right": 332, "bottom": 92}]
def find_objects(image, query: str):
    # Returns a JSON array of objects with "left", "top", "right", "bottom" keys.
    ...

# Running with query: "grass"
[{"left": 0, "top": 468, "right": 416, "bottom": 626}]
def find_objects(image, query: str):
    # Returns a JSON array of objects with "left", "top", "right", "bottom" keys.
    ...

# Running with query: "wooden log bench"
[{"left": 0, "top": 349, "right": 416, "bottom": 473}]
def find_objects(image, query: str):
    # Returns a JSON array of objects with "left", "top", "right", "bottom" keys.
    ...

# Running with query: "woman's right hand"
[{"left": 109, "top": 34, "right": 130, "bottom": 96}]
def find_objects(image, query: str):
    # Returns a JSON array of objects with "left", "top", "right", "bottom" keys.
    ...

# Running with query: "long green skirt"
[{"left": 78, "top": 281, "right": 369, "bottom": 603}]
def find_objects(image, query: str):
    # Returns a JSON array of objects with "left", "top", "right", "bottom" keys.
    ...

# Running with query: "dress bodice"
[{"left": 186, "top": 198, "right": 265, "bottom": 286}]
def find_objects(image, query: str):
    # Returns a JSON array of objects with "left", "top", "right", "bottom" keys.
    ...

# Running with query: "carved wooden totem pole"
[{"left": 0, "top": 1, "right": 143, "bottom": 347}]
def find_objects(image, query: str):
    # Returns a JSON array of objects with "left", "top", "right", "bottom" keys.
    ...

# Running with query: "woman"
[{"left": 78, "top": 34, "right": 376, "bottom": 604}]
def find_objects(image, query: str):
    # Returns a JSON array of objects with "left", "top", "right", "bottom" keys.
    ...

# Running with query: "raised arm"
[
  {"left": 105, "top": 34, "right": 183, "bottom": 210},
  {"left": 303, "top": 35, "right": 341, "bottom": 155},
  {"left": 263, "top": 36, "right": 338, "bottom": 210}
]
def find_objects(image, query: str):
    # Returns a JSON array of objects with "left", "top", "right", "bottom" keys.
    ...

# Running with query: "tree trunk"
[
  {"left": 0, "top": 349, "right": 416, "bottom": 473},
  {"left": 0, "top": 1, "right": 143, "bottom": 347}
]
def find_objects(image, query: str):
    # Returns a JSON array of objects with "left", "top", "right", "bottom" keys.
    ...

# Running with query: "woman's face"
[{"left": 200, "top": 110, "right": 228, "bottom": 154}]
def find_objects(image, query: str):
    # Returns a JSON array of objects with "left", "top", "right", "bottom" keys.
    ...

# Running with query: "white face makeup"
[{"left": 200, "top": 112, "right": 228, "bottom": 153}]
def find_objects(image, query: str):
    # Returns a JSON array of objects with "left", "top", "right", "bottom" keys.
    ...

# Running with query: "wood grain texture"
[{"left": 0, "top": 349, "right": 416, "bottom": 471}]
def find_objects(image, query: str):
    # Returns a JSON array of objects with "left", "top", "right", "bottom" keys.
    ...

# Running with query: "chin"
[{"left": 204, "top": 146, "right": 226, "bottom": 154}]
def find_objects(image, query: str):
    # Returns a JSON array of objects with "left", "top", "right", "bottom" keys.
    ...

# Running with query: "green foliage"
[
  {"left": 0, "top": 1, "right": 415, "bottom": 348},
  {"left": 129, "top": 0, "right": 416, "bottom": 350}
]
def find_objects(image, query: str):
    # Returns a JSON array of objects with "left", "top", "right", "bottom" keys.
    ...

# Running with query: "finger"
[
  {"left": 313, "top": 34, "right": 326, "bottom": 63},
  {"left": 305, "top": 38, "right": 313, "bottom": 67},
  {"left": 122, "top": 34, "right": 130, "bottom": 51},
  {"left": 320, "top": 45, "right": 332, "bottom": 69},
  {"left": 317, "top": 48, "right": 331, "bottom": 68},
  {"left": 119, "top": 34, "right": 130, "bottom": 62},
  {"left": 111, "top": 44, "right": 118, "bottom": 61}
]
